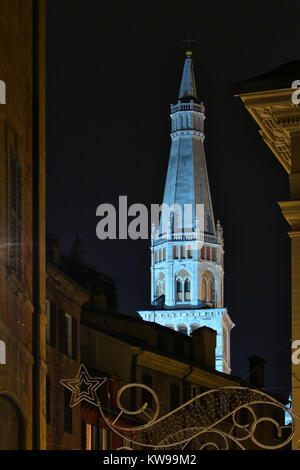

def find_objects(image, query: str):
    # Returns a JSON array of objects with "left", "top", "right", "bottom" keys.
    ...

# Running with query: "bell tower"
[{"left": 139, "top": 49, "right": 234, "bottom": 374}]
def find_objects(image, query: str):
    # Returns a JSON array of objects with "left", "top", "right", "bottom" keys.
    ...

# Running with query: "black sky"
[{"left": 46, "top": 0, "right": 299, "bottom": 395}]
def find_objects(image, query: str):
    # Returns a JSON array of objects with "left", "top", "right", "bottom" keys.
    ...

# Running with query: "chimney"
[
  {"left": 46, "top": 233, "right": 60, "bottom": 267},
  {"left": 192, "top": 326, "right": 216, "bottom": 369},
  {"left": 248, "top": 355, "right": 266, "bottom": 388}
]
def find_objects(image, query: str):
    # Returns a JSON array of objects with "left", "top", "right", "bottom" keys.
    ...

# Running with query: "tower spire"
[{"left": 179, "top": 37, "right": 197, "bottom": 101}]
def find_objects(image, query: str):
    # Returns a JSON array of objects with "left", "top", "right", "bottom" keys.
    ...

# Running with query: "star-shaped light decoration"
[{"left": 60, "top": 364, "right": 107, "bottom": 408}]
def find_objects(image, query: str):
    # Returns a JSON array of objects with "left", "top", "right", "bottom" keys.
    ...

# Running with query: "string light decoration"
[{"left": 61, "top": 364, "right": 298, "bottom": 450}]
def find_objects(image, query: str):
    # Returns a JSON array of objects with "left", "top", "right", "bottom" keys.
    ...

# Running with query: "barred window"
[{"left": 10, "top": 151, "right": 22, "bottom": 279}]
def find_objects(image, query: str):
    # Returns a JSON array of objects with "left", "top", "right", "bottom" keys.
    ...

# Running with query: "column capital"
[{"left": 278, "top": 200, "right": 300, "bottom": 232}]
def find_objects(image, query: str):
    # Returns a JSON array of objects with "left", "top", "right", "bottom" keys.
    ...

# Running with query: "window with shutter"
[
  {"left": 65, "top": 314, "right": 72, "bottom": 357},
  {"left": 72, "top": 318, "right": 77, "bottom": 360},
  {"left": 59, "top": 309, "right": 66, "bottom": 354},
  {"left": 10, "top": 150, "right": 22, "bottom": 279}
]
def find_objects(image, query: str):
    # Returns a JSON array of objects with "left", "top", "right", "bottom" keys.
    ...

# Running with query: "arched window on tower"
[
  {"left": 155, "top": 250, "right": 158, "bottom": 263},
  {"left": 176, "top": 279, "right": 182, "bottom": 301},
  {"left": 184, "top": 278, "right": 191, "bottom": 301},
  {"left": 178, "top": 324, "right": 188, "bottom": 334},
  {"left": 180, "top": 245, "right": 185, "bottom": 259},
  {"left": 184, "top": 115, "right": 188, "bottom": 129},
  {"left": 206, "top": 246, "right": 211, "bottom": 260},
  {"left": 171, "top": 118, "right": 175, "bottom": 132},
  {"left": 159, "top": 249, "right": 162, "bottom": 262},
  {"left": 191, "top": 324, "right": 200, "bottom": 333},
  {"left": 156, "top": 273, "right": 165, "bottom": 298},
  {"left": 201, "top": 271, "right": 214, "bottom": 304},
  {"left": 201, "top": 245, "right": 205, "bottom": 259},
  {"left": 180, "top": 116, "right": 183, "bottom": 129},
  {"left": 187, "top": 245, "right": 193, "bottom": 259},
  {"left": 207, "top": 279, "right": 212, "bottom": 303},
  {"left": 212, "top": 247, "right": 216, "bottom": 262},
  {"left": 173, "top": 246, "right": 178, "bottom": 259},
  {"left": 201, "top": 278, "right": 206, "bottom": 301},
  {"left": 163, "top": 247, "right": 166, "bottom": 261}
]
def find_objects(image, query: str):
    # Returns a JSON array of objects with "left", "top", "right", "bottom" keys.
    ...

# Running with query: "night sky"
[{"left": 46, "top": 0, "right": 299, "bottom": 396}]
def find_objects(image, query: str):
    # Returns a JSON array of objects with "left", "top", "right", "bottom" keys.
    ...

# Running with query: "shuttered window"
[
  {"left": 72, "top": 318, "right": 77, "bottom": 360},
  {"left": 59, "top": 310, "right": 67, "bottom": 354},
  {"left": 46, "top": 301, "right": 57, "bottom": 347},
  {"left": 59, "top": 310, "right": 77, "bottom": 359},
  {"left": 10, "top": 152, "right": 22, "bottom": 279}
]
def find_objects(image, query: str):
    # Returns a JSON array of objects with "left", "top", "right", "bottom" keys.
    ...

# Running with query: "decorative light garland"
[{"left": 61, "top": 364, "right": 298, "bottom": 450}]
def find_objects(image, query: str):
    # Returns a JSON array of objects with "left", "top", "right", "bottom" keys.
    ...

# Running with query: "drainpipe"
[
  {"left": 182, "top": 365, "right": 194, "bottom": 402},
  {"left": 130, "top": 348, "right": 142, "bottom": 411},
  {"left": 32, "top": 0, "right": 41, "bottom": 450}
]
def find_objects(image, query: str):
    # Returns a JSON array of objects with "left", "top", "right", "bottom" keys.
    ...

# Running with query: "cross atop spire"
[
  {"left": 179, "top": 38, "right": 197, "bottom": 101},
  {"left": 182, "top": 35, "right": 196, "bottom": 54}
]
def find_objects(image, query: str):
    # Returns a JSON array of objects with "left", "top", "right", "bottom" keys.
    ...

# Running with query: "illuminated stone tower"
[{"left": 139, "top": 50, "right": 234, "bottom": 373}]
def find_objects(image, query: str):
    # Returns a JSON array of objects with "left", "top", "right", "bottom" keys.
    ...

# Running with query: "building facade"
[
  {"left": 0, "top": 0, "right": 47, "bottom": 450},
  {"left": 80, "top": 309, "right": 287, "bottom": 450},
  {"left": 232, "top": 62, "right": 300, "bottom": 448},
  {"left": 80, "top": 309, "right": 236, "bottom": 449},
  {"left": 46, "top": 253, "right": 89, "bottom": 450},
  {"left": 139, "top": 50, "right": 234, "bottom": 374}
]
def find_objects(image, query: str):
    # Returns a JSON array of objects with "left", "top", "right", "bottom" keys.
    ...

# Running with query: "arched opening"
[
  {"left": 176, "top": 279, "right": 182, "bottom": 301},
  {"left": 201, "top": 271, "right": 214, "bottom": 304},
  {"left": 180, "top": 245, "right": 185, "bottom": 259},
  {"left": 178, "top": 324, "right": 188, "bottom": 335},
  {"left": 156, "top": 273, "right": 165, "bottom": 298},
  {"left": 207, "top": 279, "right": 212, "bottom": 302},
  {"left": 190, "top": 324, "right": 200, "bottom": 333},
  {"left": 201, "top": 279, "right": 206, "bottom": 301},
  {"left": 184, "top": 278, "right": 191, "bottom": 301},
  {"left": 0, "top": 395, "right": 24, "bottom": 449},
  {"left": 175, "top": 270, "right": 191, "bottom": 303}
]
